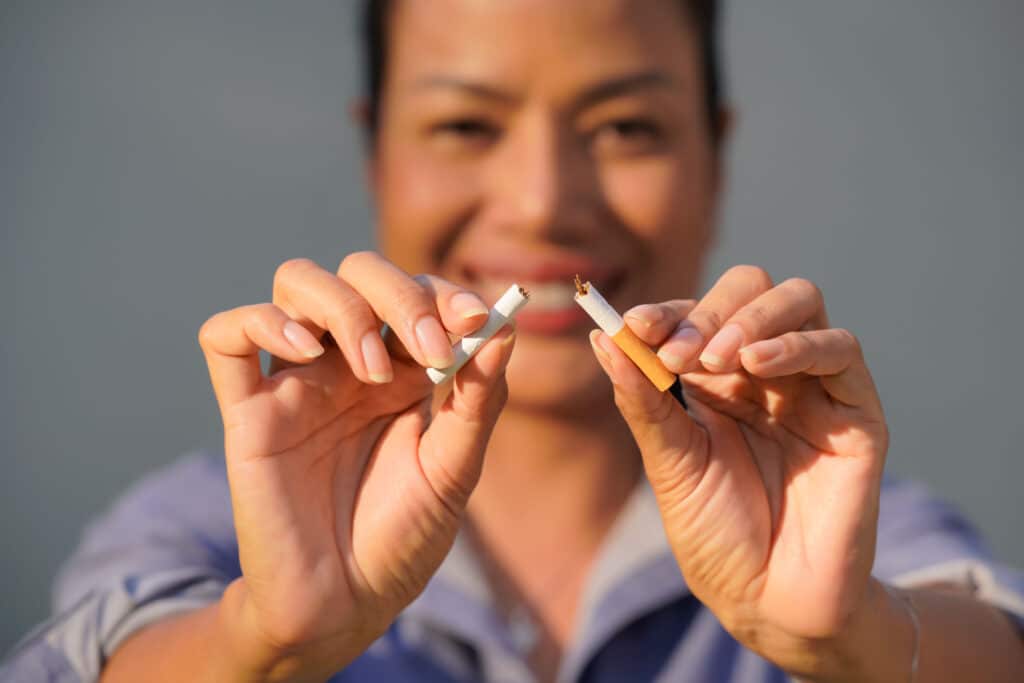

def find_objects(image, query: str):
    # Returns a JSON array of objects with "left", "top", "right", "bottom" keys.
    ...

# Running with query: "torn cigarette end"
[
  {"left": 573, "top": 274, "right": 588, "bottom": 296},
  {"left": 425, "top": 283, "right": 529, "bottom": 384},
  {"left": 573, "top": 276, "right": 676, "bottom": 392}
]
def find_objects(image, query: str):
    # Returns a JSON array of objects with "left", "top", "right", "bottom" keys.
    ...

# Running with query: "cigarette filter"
[
  {"left": 573, "top": 276, "right": 677, "bottom": 392},
  {"left": 426, "top": 284, "right": 529, "bottom": 384}
]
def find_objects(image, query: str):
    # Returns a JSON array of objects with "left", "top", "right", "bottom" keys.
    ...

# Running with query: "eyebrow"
[
  {"left": 412, "top": 70, "right": 677, "bottom": 110},
  {"left": 412, "top": 76, "right": 518, "bottom": 103},
  {"left": 575, "top": 71, "right": 676, "bottom": 109}
]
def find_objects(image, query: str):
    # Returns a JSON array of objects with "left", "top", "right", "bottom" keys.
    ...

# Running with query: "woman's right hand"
[{"left": 197, "top": 252, "right": 514, "bottom": 681}]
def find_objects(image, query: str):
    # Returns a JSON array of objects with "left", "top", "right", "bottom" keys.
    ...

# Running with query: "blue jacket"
[{"left": 3, "top": 450, "right": 1023, "bottom": 682}]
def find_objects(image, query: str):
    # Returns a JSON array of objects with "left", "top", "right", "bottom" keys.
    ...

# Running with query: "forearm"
[
  {"left": 99, "top": 579, "right": 363, "bottom": 683},
  {"left": 100, "top": 585, "right": 257, "bottom": 683},
  {"left": 792, "top": 578, "right": 1024, "bottom": 683},
  {"left": 903, "top": 583, "right": 1024, "bottom": 682}
]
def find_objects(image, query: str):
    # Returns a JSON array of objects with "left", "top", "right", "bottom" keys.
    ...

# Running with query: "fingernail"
[
  {"left": 657, "top": 326, "right": 703, "bottom": 370},
  {"left": 700, "top": 323, "right": 744, "bottom": 369},
  {"left": 361, "top": 331, "right": 393, "bottom": 383},
  {"left": 450, "top": 292, "right": 489, "bottom": 319},
  {"left": 589, "top": 329, "right": 610, "bottom": 362},
  {"left": 500, "top": 323, "right": 517, "bottom": 347},
  {"left": 596, "top": 330, "right": 618, "bottom": 358},
  {"left": 415, "top": 316, "right": 455, "bottom": 368},
  {"left": 624, "top": 304, "right": 663, "bottom": 328},
  {"left": 740, "top": 338, "right": 785, "bottom": 364},
  {"left": 283, "top": 320, "right": 324, "bottom": 358}
]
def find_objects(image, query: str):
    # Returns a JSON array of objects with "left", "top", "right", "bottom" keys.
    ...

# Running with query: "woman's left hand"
[{"left": 589, "top": 265, "right": 890, "bottom": 676}]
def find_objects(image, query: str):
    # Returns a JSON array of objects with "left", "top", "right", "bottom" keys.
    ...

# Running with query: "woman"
[{"left": 4, "top": 1, "right": 1023, "bottom": 681}]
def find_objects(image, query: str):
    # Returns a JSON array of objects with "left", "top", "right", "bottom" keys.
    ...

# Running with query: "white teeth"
[
  {"left": 476, "top": 278, "right": 581, "bottom": 311},
  {"left": 521, "top": 282, "right": 578, "bottom": 311}
]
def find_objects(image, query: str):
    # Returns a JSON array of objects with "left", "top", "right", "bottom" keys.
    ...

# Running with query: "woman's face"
[{"left": 372, "top": 0, "right": 721, "bottom": 413}]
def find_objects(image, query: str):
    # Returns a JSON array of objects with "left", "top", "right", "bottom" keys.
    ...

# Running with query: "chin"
[{"left": 502, "top": 331, "right": 614, "bottom": 416}]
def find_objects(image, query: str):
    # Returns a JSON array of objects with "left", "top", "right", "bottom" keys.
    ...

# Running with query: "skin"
[
  {"left": 100, "top": 1, "right": 1024, "bottom": 682},
  {"left": 376, "top": 0, "right": 717, "bottom": 411}
]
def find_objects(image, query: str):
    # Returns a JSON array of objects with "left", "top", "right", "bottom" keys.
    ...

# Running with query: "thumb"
[
  {"left": 417, "top": 326, "right": 516, "bottom": 512},
  {"left": 589, "top": 330, "right": 710, "bottom": 500}
]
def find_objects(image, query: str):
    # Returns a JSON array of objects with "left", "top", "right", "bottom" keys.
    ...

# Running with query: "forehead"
[{"left": 386, "top": 0, "right": 699, "bottom": 99}]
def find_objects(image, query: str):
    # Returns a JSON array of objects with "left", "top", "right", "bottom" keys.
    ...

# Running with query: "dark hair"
[{"left": 360, "top": 0, "right": 724, "bottom": 143}]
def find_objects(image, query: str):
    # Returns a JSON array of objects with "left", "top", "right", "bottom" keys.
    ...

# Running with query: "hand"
[
  {"left": 588, "top": 265, "right": 889, "bottom": 676},
  {"left": 198, "top": 253, "right": 514, "bottom": 679}
]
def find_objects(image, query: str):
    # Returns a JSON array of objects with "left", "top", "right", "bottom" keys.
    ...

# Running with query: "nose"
[{"left": 484, "top": 114, "right": 597, "bottom": 244}]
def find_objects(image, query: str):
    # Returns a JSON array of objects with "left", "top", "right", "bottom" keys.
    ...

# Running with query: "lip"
[
  {"left": 459, "top": 248, "right": 618, "bottom": 286},
  {"left": 512, "top": 304, "right": 593, "bottom": 335}
]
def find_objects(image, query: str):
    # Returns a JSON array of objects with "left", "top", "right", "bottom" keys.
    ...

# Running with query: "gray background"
[{"left": 3, "top": 0, "right": 1022, "bottom": 654}]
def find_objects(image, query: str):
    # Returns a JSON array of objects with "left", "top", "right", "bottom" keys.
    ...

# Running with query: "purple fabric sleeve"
[
  {"left": 1, "top": 451, "right": 238, "bottom": 682},
  {"left": 875, "top": 476, "right": 1024, "bottom": 630}
]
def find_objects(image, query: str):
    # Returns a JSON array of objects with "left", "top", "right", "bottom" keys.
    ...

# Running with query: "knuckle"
[
  {"left": 738, "top": 303, "right": 772, "bottom": 334},
  {"left": 690, "top": 308, "right": 724, "bottom": 333},
  {"left": 612, "top": 389, "right": 632, "bottom": 414},
  {"left": 430, "top": 459, "right": 476, "bottom": 513},
  {"left": 667, "top": 299, "right": 699, "bottom": 318},
  {"left": 494, "top": 376, "right": 510, "bottom": 407},
  {"left": 337, "top": 250, "right": 378, "bottom": 276},
  {"left": 325, "top": 295, "right": 374, "bottom": 334},
  {"left": 782, "top": 330, "right": 811, "bottom": 355},
  {"left": 728, "top": 264, "right": 773, "bottom": 291},
  {"left": 412, "top": 273, "right": 441, "bottom": 296},
  {"left": 197, "top": 314, "right": 223, "bottom": 349},
  {"left": 470, "top": 375, "right": 509, "bottom": 422},
  {"left": 785, "top": 277, "right": 824, "bottom": 306},
  {"left": 273, "top": 259, "right": 318, "bottom": 301},
  {"left": 834, "top": 327, "right": 861, "bottom": 353},
  {"left": 612, "top": 388, "right": 658, "bottom": 425},
  {"left": 391, "top": 282, "right": 433, "bottom": 318},
  {"left": 248, "top": 310, "right": 278, "bottom": 339},
  {"left": 275, "top": 257, "right": 317, "bottom": 284}
]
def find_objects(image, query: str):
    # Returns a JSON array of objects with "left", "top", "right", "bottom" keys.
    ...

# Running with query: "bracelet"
[{"left": 885, "top": 584, "right": 920, "bottom": 683}]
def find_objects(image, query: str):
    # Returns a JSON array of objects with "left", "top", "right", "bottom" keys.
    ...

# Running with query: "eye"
[
  {"left": 591, "top": 118, "right": 666, "bottom": 156},
  {"left": 609, "top": 118, "right": 660, "bottom": 138},
  {"left": 431, "top": 118, "right": 501, "bottom": 145}
]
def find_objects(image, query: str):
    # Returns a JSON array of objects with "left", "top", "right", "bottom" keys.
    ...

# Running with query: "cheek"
[
  {"left": 377, "top": 146, "right": 479, "bottom": 273},
  {"left": 600, "top": 157, "right": 713, "bottom": 291},
  {"left": 600, "top": 158, "right": 705, "bottom": 241}
]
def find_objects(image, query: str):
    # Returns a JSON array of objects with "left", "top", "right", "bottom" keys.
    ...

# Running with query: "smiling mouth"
[
  {"left": 470, "top": 272, "right": 622, "bottom": 307},
  {"left": 465, "top": 270, "right": 626, "bottom": 334}
]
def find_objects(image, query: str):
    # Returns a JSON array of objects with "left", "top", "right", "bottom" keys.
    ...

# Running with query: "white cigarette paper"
[
  {"left": 574, "top": 276, "right": 677, "bottom": 392},
  {"left": 573, "top": 277, "right": 625, "bottom": 336},
  {"left": 426, "top": 284, "right": 529, "bottom": 384}
]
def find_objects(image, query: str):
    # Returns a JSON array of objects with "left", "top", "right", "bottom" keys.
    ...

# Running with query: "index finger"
[
  {"left": 337, "top": 252, "right": 488, "bottom": 370},
  {"left": 272, "top": 257, "right": 394, "bottom": 384},
  {"left": 623, "top": 299, "right": 698, "bottom": 345},
  {"left": 198, "top": 303, "right": 325, "bottom": 408},
  {"left": 656, "top": 265, "right": 775, "bottom": 374}
]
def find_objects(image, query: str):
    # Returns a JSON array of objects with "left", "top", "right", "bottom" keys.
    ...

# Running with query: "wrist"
[
  {"left": 216, "top": 579, "right": 377, "bottom": 683},
  {"left": 777, "top": 578, "right": 917, "bottom": 683},
  {"left": 214, "top": 579, "right": 286, "bottom": 682}
]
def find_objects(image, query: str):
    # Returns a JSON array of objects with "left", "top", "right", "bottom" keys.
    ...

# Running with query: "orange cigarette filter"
[
  {"left": 573, "top": 276, "right": 677, "bottom": 392},
  {"left": 609, "top": 325, "right": 677, "bottom": 391}
]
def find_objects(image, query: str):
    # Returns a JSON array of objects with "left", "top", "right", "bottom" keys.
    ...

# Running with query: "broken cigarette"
[
  {"left": 573, "top": 275, "right": 677, "bottom": 392},
  {"left": 426, "top": 283, "right": 530, "bottom": 384}
]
